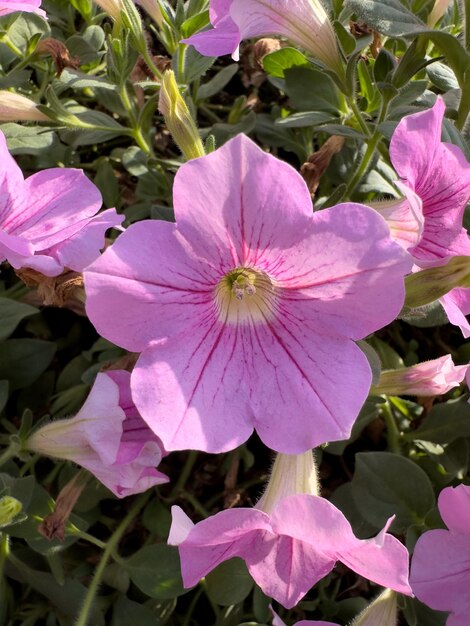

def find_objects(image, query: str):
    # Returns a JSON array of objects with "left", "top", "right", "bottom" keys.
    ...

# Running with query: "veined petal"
[
  {"left": 131, "top": 321, "right": 254, "bottom": 453},
  {"left": 173, "top": 134, "right": 314, "bottom": 272},
  {"left": 2, "top": 169, "right": 102, "bottom": 245},
  {"left": 372, "top": 183, "right": 424, "bottom": 251},
  {"left": 175, "top": 507, "right": 272, "bottom": 587},
  {"left": 85, "top": 220, "right": 218, "bottom": 352},
  {"left": 183, "top": 15, "right": 241, "bottom": 58},
  {"left": 0, "top": 131, "right": 24, "bottom": 222}
]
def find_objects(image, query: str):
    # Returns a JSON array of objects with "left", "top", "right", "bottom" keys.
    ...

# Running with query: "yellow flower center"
[{"left": 214, "top": 267, "right": 277, "bottom": 324}]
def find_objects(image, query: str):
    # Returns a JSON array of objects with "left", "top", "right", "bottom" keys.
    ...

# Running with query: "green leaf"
[
  {"left": 0, "top": 339, "right": 56, "bottom": 390},
  {"left": 1, "top": 123, "right": 56, "bottom": 155},
  {"left": 0, "top": 297, "right": 38, "bottom": 341},
  {"left": 284, "top": 67, "right": 340, "bottom": 112},
  {"left": 198, "top": 64, "right": 239, "bottom": 100},
  {"left": 0, "top": 380, "right": 8, "bottom": 413},
  {"left": 112, "top": 596, "right": 169, "bottom": 626},
  {"left": 345, "top": 0, "right": 425, "bottom": 37},
  {"left": 66, "top": 25, "right": 105, "bottom": 66},
  {"left": 351, "top": 452, "right": 435, "bottom": 532},
  {"left": 124, "top": 545, "right": 187, "bottom": 599},
  {"left": 403, "top": 398, "right": 470, "bottom": 444},
  {"left": 180, "top": 10, "right": 210, "bottom": 38},
  {"left": 205, "top": 558, "right": 254, "bottom": 606},
  {"left": 426, "top": 61, "right": 459, "bottom": 91},
  {"left": 262, "top": 47, "right": 309, "bottom": 78},
  {"left": 318, "top": 124, "right": 365, "bottom": 138},
  {"left": 275, "top": 111, "right": 336, "bottom": 128}
]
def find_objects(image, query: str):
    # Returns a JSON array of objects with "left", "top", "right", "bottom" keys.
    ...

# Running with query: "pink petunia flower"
[
  {"left": 410, "top": 484, "right": 470, "bottom": 626},
  {"left": 373, "top": 355, "right": 468, "bottom": 397},
  {"left": 26, "top": 371, "right": 168, "bottom": 498},
  {"left": 85, "top": 134, "right": 411, "bottom": 454},
  {"left": 0, "top": 131, "right": 123, "bottom": 276},
  {"left": 182, "top": 0, "right": 342, "bottom": 73},
  {"left": 377, "top": 97, "right": 470, "bottom": 336},
  {"left": 169, "top": 452, "right": 412, "bottom": 608},
  {"left": 272, "top": 607, "right": 337, "bottom": 626},
  {"left": 0, "top": 0, "right": 46, "bottom": 17}
]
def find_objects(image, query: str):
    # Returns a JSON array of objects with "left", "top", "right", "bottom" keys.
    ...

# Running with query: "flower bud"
[
  {"left": 0, "top": 496, "right": 22, "bottom": 528},
  {"left": 351, "top": 589, "right": 397, "bottom": 626},
  {"left": 136, "top": 0, "right": 163, "bottom": 26},
  {"left": 93, "top": 0, "right": 122, "bottom": 20},
  {"left": 158, "top": 69, "right": 205, "bottom": 160},
  {"left": 405, "top": 256, "right": 470, "bottom": 309},
  {"left": 0, "top": 91, "right": 49, "bottom": 122},
  {"left": 372, "top": 355, "right": 467, "bottom": 397},
  {"left": 427, "top": 0, "right": 452, "bottom": 26},
  {"left": 255, "top": 451, "right": 319, "bottom": 515}
]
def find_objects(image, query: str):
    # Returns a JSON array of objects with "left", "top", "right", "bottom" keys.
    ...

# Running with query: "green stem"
[
  {"left": 141, "top": 47, "right": 163, "bottom": 81},
  {"left": 349, "top": 97, "right": 372, "bottom": 138},
  {"left": 464, "top": 0, "right": 470, "bottom": 51},
  {"left": 177, "top": 43, "right": 187, "bottom": 84},
  {"left": 75, "top": 493, "right": 149, "bottom": 626},
  {"left": 168, "top": 451, "right": 198, "bottom": 501},
  {"left": 0, "top": 533, "right": 9, "bottom": 582},
  {"left": 182, "top": 587, "right": 204, "bottom": 626},
  {"left": 0, "top": 35, "right": 23, "bottom": 57},
  {"left": 456, "top": 76, "right": 470, "bottom": 130},
  {"left": 0, "top": 443, "right": 19, "bottom": 469},
  {"left": 343, "top": 131, "right": 382, "bottom": 198},
  {"left": 119, "top": 82, "right": 153, "bottom": 155},
  {"left": 381, "top": 400, "right": 402, "bottom": 454}
]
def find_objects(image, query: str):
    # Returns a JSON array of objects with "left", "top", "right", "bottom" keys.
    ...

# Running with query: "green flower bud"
[{"left": 0, "top": 496, "right": 22, "bottom": 529}]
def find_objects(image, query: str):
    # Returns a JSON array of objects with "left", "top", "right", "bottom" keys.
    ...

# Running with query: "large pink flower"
[
  {"left": 0, "top": 131, "right": 123, "bottom": 277},
  {"left": 26, "top": 371, "right": 168, "bottom": 498},
  {"left": 169, "top": 494, "right": 411, "bottom": 609},
  {"left": 85, "top": 134, "right": 410, "bottom": 454},
  {"left": 410, "top": 484, "right": 470, "bottom": 626},
  {"left": 0, "top": 0, "right": 46, "bottom": 17},
  {"left": 182, "top": 0, "right": 342, "bottom": 72},
  {"left": 379, "top": 98, "right": 470, "bottom": 336}
]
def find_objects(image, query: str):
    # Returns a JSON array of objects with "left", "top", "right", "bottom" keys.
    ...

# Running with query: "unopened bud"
[
  {"left": 427, "top": 0, "right": 451, "bottom": 26},
  {"left": 93, "top": 0, "right": 122, "bottom": 20},
  {"left": 0, "top": 496, "right": 22, "bottom": 528},
  {"left": 158, "top": 70, "right": 205, "bottom": 160},
  {"left": 0, "top": 91, "right": 49, "bottom": 122},
  {"left": 136, "top": 0, "right": 163, "bottom": 26},
  {"left": 405, "top": 256, "right": 470, "bottom": 308}
]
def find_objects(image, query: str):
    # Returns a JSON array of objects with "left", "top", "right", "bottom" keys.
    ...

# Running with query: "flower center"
[{"left": 215, "top": 266, "right": 277, "bottom": 324}]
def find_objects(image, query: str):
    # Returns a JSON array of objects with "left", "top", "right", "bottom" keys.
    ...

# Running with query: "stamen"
[{"left": 215, "top": 266, "right": 277, "bottom": 324}]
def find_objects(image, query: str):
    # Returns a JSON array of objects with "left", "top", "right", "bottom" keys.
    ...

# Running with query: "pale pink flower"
[
  {"left": 85, "top": 134, "right": 410, "bottom": 454},
  {"left": 410, "top": 484, "right": 470, "bottom": 626},
  {"left": 26, "top": 371, "right": 168, "bottom": 498},
  {"left": 373, "top": 355, "right": 468, "bottom": 397},
  {"left": 182, "top": 0, "right": 342, "bottom": 73},
  {"left": 0, "top": 130, "right": 123, "bottom": 277},
  {"left": 169, "top": 453, "right": 411, "bottom": 608},
  {"left": 0, "top": 91, "right": 49, "bottom": 122},
  {"left": 0, "top": 0, "right": 45, "bottom": 17},
  {"left": 377, "top": 97, "right": 470, "bottom": 336}
]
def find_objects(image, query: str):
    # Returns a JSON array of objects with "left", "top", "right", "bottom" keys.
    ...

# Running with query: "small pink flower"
[
  {"left": 169, "top": 452, "right": 411, "bottom": 609},
  {"left": 378, "top": 98, "right": 470, "bottom": 336},
  {"left": 0, "top": 131, "right": 123, "bottom": 276},
  {"left": 410, "top": 484, "right": 470, "bottom": 626},
  {"left": 26, "top": 371, "right": 168, "bottom": 498},
  {"left": 169, "top": 494, "right": 411, "bottom": 608},
  {"left": 0, "top": 0, "right": 46, "bottom": 17},
  {"left": 85, "top": 134, "right": 411, "bottom": 454},
  {"left": 374, "top": 355, "right": 468, "bottom": 397},
  {"left": 182, "top": 0, "right": 342, "bottom": 73}
]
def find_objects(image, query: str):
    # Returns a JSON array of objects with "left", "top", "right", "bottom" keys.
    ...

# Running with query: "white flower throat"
[{"left": 215, "top": 266, "right": 277, "bottom": 324}]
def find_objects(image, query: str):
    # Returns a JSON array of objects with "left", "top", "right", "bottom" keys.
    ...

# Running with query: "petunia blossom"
[
  {"left": 182, "top": 0, "right": 343, "bottom": 74},
  {"left": 0, "top": 130, "right": 123, "bottom": 277},
  {"left": 410, "top": 484, "right": 470, "bottom": 626},
  {"left": 375, "top": 97, "right": 470, "bottom": 336},
  {"left": 372, "top": 355, "right": 468, "bottom": 397},
  {"left": 26, "top": 371, "right": 168, "bottom": 498},
  {"left": 0, "top": 0, "right": 46, "bottom": 17},
  {"left": 169, "top": 453, "right": 412, "bottom": 608},
  {"left": 85, "top": 134, "right": 411, "bottom": 455}
]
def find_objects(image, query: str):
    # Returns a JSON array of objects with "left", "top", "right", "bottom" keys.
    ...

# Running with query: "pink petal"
[
  {"left": 0, "top": 1, "right": 46, "bottom": 17},
  {"left": 85, "top": 220, "right": 218, "bottom": 352},
  {"left": 183, "top": 15, "right": 241, "bottom": 59},
  {"left": 438, "top": 485, "right": 470, "bottom": 534},
  {"left": 175, "top": 507, "right": 272, "bottom": 588},
  {"left": 172, "top": 134, "right": 314, "bottom": 273},
  {"left": 410, "top": 528, "right": 470, "bottom": 615},
  {"left": 131, "top": 323, "right": 254, "bottom": 453},
  {"left": 440, "top": 289, "right": 470, "bottom": 339},
  {"left": 168, "top": 505, "right": 195, "bottom": 545}
]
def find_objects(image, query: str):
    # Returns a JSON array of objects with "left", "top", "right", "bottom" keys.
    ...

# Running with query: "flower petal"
[
  {"left": 440, "top": 288, "right": 470, "bottom": 339},
  {"left": 438, "top": 485, "right": 470, "bottom": 534},
  {"left": 85, "top": 220, "right": 218, "bottom": 352}
]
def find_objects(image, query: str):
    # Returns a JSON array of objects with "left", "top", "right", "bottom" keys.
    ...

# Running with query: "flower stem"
[
  {"left": 168, "top": 450, "right": 198, "bottom": 500},
  {"left": 381, "top": 400, "right": 402, "bottom": 454},
  {"left": 464, "top": 0, "right": 470, "bottom": 51},
  {"left": 75, "top": 492, "right": 150, "bottom": 626},
  {"left": 0, "top": 443, "right": 19, "bottom": 469}
]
